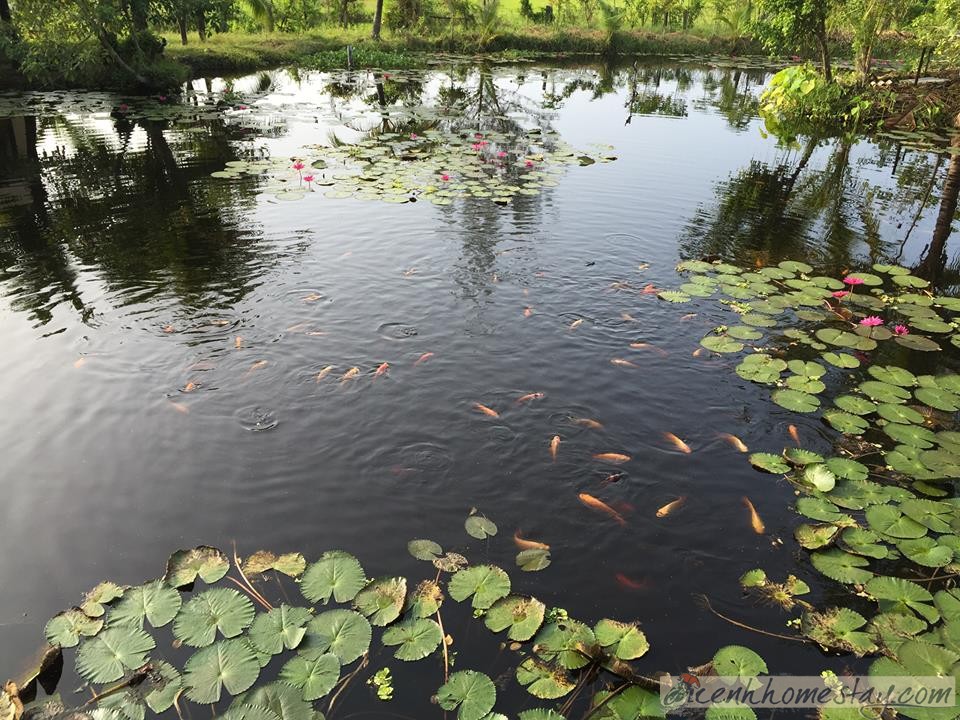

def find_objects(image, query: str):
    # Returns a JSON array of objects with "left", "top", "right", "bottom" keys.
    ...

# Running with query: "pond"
[{"left": 1, "top": 58, "right": 959, "bottom": 718}]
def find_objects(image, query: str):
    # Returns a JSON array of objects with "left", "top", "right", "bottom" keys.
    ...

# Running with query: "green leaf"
[
  {"left": 901, "top": 499, "right": 954, "bottom": 533},
  {"left": 840, "top": 528, "right": 888, "bottom": 559},
  {"left": 465, "top": 513, "right": 498, "bottom": 539},
  {"left": 232, "top": 683, "right": 314, "bottom": 720},
  {"left": 353, "top": 577, "right": 407, "bottom": 626},
  {"left": 109, "top": 581, "right": 182, "bottom": 629},
  {"left": 165, "top": 547, "right": 230, "bottom": 588},
  {"left": 436, "top": 671, "right": 496, "bottom": 720},
  {"left": 76, "top": 627, "right": 156, "bottom": 684},
  {"left": 868, "top": 366, "right": 918, "bottom": 387},
  {"left": 241, "top": 552, "right": 307, "bottom": 579},
  {"left": 173, "top": 588, "right": 256, "bottom": 648},
  {"left": 80, "top": 582, "right": 125, "bottom": 618},
  {"left": 804, "top": 464, "right": 836, "bottom": 492},
  {"left": 749, "top": 453, "right": 790, "bottom": 474},
  {"left": 657, "top": 290, "right": 690, "bottom": 303},
  {"left": 45, "top": 608, "right": 103, "bottom": 648},
  {"left": 484, "top": 596, "right": 546, "bottom": 641},
  {"left": 279, "top": 654, "right": 339, "bottom": 701},
  {"left": 515, "top": 658, "right": 575, "bottom": 699},
  {"left": 145, "top": 661, "right": 183, "bottom": 713},
  {"left": 590, "top": 687, "right": 664, "bottom": 719},
  {"left": 897, "top": 640, "right": 959, "bottom": 676},
  {"left": 823, "top": 410, "right": 869, "bottom": 434},
  {"left": 824, "top": 458, "right": 868, "bottom": 481},
  {"left": 796, "top": 497, "right": 848, "bottom": 523},
  {"left": 301, "top": 551, "right": 367, "bottom": 604},
  {"left": 822, "top": 352, "right": 860, "bottom": 369},
  {"left": 895, "top": 334, "right": 941, "bottom": 351},
  {"left": 916, "top": 386, "right": 960, "bottom": 412},
  {"left": 407, "top": 539, "right": 443, "bottom": 561},
  {"left": 810, "top": 549, "right": 872, "bottom": 584},
  {"left": 516, "top": 549, "right": 551, "bottom": 572},
  {"left": 382, "top": 617, "right": 443, "bottom": 661},
  {"left": 736, "top": 355, "right": 786, "bottom": 384},
  {"left": 784, "top": 448, "right": 824, "bottom": 465},
  {"left": 701, "top": 335, "right": 744, "bottom": 353},
  {"left": 834, "top": 395, "right": 876, "bottom": 415},
  {"left": 705, "top": 704, "right": 756, "bottom": 720},
  {"left": 884, "top": 423, "right": 937, "bottom": 449},
  {"left": 859, "top": 381, "right": 911, "bottom": 404},
  {"left": 877, "top": 403, "right": 925, "bottom": 425},
  {"left": 712, "top": 645, "right": 767, "bottom": 677},
  {"left": 897, "top": 538, "right": 954, "bottom": 567},
  {"left": 449, "top": 565, "right": 511, "bottom": 609},
  {"left": 865, "top": 505, "right": 928, "bottom": 539},
  {"left": 248, "top": 605, "right": 311, "bottom": 655},
  {"left": 772, "top": 389, "right": 819, "bottom": 412},
  {"left": 739, "top": 569, "right": 767, "bottom": 588},
  {"left": 593, "top": 619, "right": 649, "bottom": 660},
  {"left": 533, "top": 620, "right": 596, "bottom": 670},
  {"left": 727, "top": 326, "right": 763, "bottom": 340},
  {"left": 405, "top": 579, "right": 444, "bottom": 618},
  {"left": 867, "top": 576, "right": 939, "bottom": 624},
  {"left": 302, "top": 610, "right": 371, "bottom": 665},
  {"left": 802, "top": 608, "right": 876, "bottom": 656},
  {"left": 795, "top": 523, "right": 840, "bottom": 549}
]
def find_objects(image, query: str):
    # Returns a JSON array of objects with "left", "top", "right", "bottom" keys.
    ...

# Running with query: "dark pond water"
[{"left": 1, "top": 58, "right": 959, "bottom": 713}]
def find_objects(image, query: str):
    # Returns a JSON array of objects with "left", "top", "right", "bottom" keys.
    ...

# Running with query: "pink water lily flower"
[
  {"left": 158, "top": 95, "right": 167, "bottom": 102},
  {"left": 293, "top": 161, "right": 305, "bottom": 171},
  {"left": 843, "top": 276, "right": 865, "bottom": 286},
  {"left": 832, "top": 290, "right": 850, "bottom": 298},
  {"left": 859, "top": 316, "right": 884, "bottom": 326},
  {"left": 525, "top": 160, "right": 534, "bottom": 168},
  {"left": 471, "top": 143, "right": 482, "bottom": 152},
  {"left": 441, "top": 174, "right": 450, "bottom": 181},
  {"left": 475, "top": 132, "right": 483, "bottom": 139},
  {"left": 496, "top": 151, "right": 507, "bottom": 158},
  {"left": 893, "top": 324, "right": 910, "bottom": 335},
  {"left": 410, "top": 133, "right": 418, "bottom": 139},
  {"left": 118, "top": 103, "right": 129, "bottom": 112},
  {"left": 303, "top": 175, "right": 314, "bottom": 183}
]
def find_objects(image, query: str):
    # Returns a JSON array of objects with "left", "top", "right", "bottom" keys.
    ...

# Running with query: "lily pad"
[
  {"left": 173, "top": 588, "right": 256, "bottom": 648},
  {"left": 484, "top": 596, "right": 546, "bottom": 641},
  {"left": 772, "top": 389, "right": 820, "bottom": 413},
  {"left": 407, "top": 539, "right": 443, "bottom": 561},
  {"left": 449, "top": 565, "right": 511, "bottom": 609},
  {"left": 405, "top": 579, "right": 444, "bottom": 618},
  {"left": 515, "top": 659, "right": 575, "bottom": 700},
  {"left": 165, "top": 547, "right": 230, "bottom": 588},
  {"left": 248, "top": 605, "right": 311, "bottom": 655},
  {"left": 749, "top": 453, "right": 790, "bottom": 474},
  {"left": 108, "top": 581, "right": 182, "bottom": 629},
  {"left": 516, "top": 549, "right": 551, "bottom": 572},
  {"left": 593, "top": 619, "right": 649, "bottom": 660},
  {"left": 712, "top": 645, "right": 767, "bottom": 677},
  {"left": 45, "top": 609, "right": 103, "bottom": 648},
  {"left": 76, "top": 627, "right": 156, "bottom": 684},
  {"left": 381, "top": 617, "right": 443, "bottom": 660},
  {"left": 810, "top": 549, "right": 872, "bottom": 584},
  {"left": 465, "top": 513, "right": 498, "bottom": 540},
  {"left": 302, "top": 610, "right": 371, "bottom": 664},
  {"left": 241, "top": 552, "right": 307, "bottom": 579},
  {"left": 278, "top": 654, "right": 339, "bottom": 701},
  {"left": 353, "top": 577, "right": 407, "bottom": 626},
  {"left": 533, "top": 620, "right": 595, "bottom": 670},
  {"left": 436, "top": 671, "right": 496, "bottom": 720},
  {"left": 301, "top": 551, "right": 367, "bottom": 604}
]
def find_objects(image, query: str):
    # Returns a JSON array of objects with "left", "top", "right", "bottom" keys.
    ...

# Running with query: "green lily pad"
[
  {"left": 901, "top": 499, "right": 954, "bottom": 533},
  {"left": 76, "top": 626, "right": 156, "bottom": 684},
  {"left": 108, "top": 581, "right": 182, "bottom": 629},
  {"left": 407, "top": 539, "right": 443, "bottom": 561},
  {"left": 515, "top": 658, "right": 575, "bottom": 700},
  {"left": 877, "top": 403, "right": 925, "bottom": 425},
  {"left": 465, "top": 513, "right": 498, "bottom": 539},
  {"left": 405, "top": 579, "right": 444, "bottom": 618},
  {"left": 834, "top": 395, "right": 876, "bottom": 415},
  {"left": 712, "top": 645, "right": 767, "bottom": 677},
  {"left": 802, "top": 608, "right": 876, "bottom": 655},
  {"left": 382, "top": 617, "right": 443, "bottom": 661},
  {"left": 533, "top": 620, "right": 596, "bottom": 669},
  {"left": 80, "top": 582, "right": 125, "bottom": 618},
  {"left": 436, "top": 671, "right": 496, "bottom": 720},
  {"left": 278, "top": 653, "right": 339, "bottom": 701},
  {"left": 449, "top": 565, "right": 511, "bottom": 609},
  {"left": 867, "top": 577, "right": 939, "bottom": 624},
  {"left": 353, "top": 577, "right": 407, "bottom": 626},
  {"left": 301, "top": 551, "right": 367, "bottom": 604},
  {"left": 657, "top": 291, "right": 690, "bottom": 303},
  {"left": 785, "top": 448, "right": 824, "bottom": 465},
  {"left": 516, "top": 549, "right": 551, "bottom": 572},
  {"left": 795, "top": 523, "right": 840, "bottom": 549},
  {"left": 749, "top": 453, "right": 790, "bottom": 474},
  {"left": 884, "top": 424, "right": 937, "bottom": 449},
  {"left": 772, "top": 389, "right": 820, "bottom": 412},
  {"left": 824, "top": 458, "right": 869, "bottom": 481},
  {"left": 248, "top": 605, "right": 311, "bottom": 655},
  {"left": 804, "top": 464, "right": 837, "bottom": 492},
  {"left": 45, "top": 608, "right": 103, "bottom": 648},
  {"left": 590, "top": 687, "right": 664, "bottom": 720},
  {"left": 302, "top": 610, "right": 371, "bottom": 664},
  {"left": 865, "top": 505, "right": 928, "bottom": 539},
  {"left": 822, "top": 352, "right": 860, "bottom": 369},
  {"left": 701, "top": 335, "right": 744, "bottom": 353},
  {"left": 859, "top": 381, "right": 911, "bottom": 403},
  {"left": 895, "top": 334, "right": 941, "bottom": 351},
  {"left": 183, "top": 639, "right": 262, "bottom": 704},
  {"left": 593, "top": 619, "right": 649, "bottom": 660},
  {"left": 484, "top": 596, "right": 546, "bottom": 641},
  {"left": 916, "top": 387, "right": 960, "bottom": 412},
  {"left": 240, "top": 552, "right": 307, "bottom": 579},
  {"left": 868, "top": 366, "right": 918, "bottom": 387},
  {"left": 173, "top": 588, "right": 256, "bottom": 648},
  {"left": 897, "top": 537, "right": 954, "bottom": 567},
  {"left": 823, "top": 410, "right": 869, "bottom": 434},
  {"left": 165, "top": 547, "right": 230, "bottom": 588},
  {"left": 840, "top": 528, "right": 888, "bottom": 559},
  {"left": 810, "top": 549, "right": 872, "bottom": 584},
  {"left": 739, "top": 569, "right": 767, "bottom": 588},
  {"left": 796, "top": 497, "right": 848, "bottom": 522}
]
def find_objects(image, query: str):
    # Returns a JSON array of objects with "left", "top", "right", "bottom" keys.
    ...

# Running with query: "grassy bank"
[{"left": 161, "top": 28, "right": 755, "bottom": 77}]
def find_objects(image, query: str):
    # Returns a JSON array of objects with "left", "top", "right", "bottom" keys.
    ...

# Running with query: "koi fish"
[
  {"left": 73, "top": 358, "right": 87, "bottom": 369},
  {"left": 680, "top": 313, "right": 697, "bottom": 321},
  {"left": 663, "top": 432, "right": 692, "bottom": 454},
  {"left": 629, "top": 342, "right": 668, "bottom": 356},
  {"left": 569, "top": 319, "right": 584, "bottom": 330},
  {"left": 341, "top": 367, "right": 360, "bottom": 383},
  {"left": 403, "top": 268, "right": 418, "bottom": 277},
  {"left": 169, "top": 401, "right": 190, "bottom": 415},
  {"left": 614, "top": 573, "right": 648, "bottom": 591},
  {"left": 578, "top": 493, "right": 626, "bottom": 526},
  {"left": 473, "top": 403, "right": 500, "bottom": 418},
  {"left": 573, "top": 418, "right": 603, "bottom": 430},
  {"left": 339, "top": 251, "right": 353, "bottom": 259},
  {"left": 638, "top": 263, "right": 650, "bottom": 271},
  {"left": 163, "top": 324, "right": 176, "bottom": 333},
  {"left": 234, "top": 336, "right": 244, "bottom": 349},
  {"left": 243, "top": 360, "right": 268, "bottom": 378},
  {"left": 641, "top": 283, "right": 660, "bottom": 294},
  {"left": 316, "top": 365, "right": 335, "bottom": 381},
  {"left": 514, "top": 531, "right": 550, "bottom": 550},
  {"left": 524, "top": 307, "right": 533, "bottom": 317},
  {"left": 374, "top": 362, "right": 390, "bottom": 377},
  {"left": 306, "top": 330, "right": 327, "bottom": 337},
  {"left": 517, "top": 392, "right": 545, "bottom": 404},
  {"left": 594, "top": 452, "right": 631, "bottom": 464},
  {"left": 610, "top": 358, "right": 639, "bottom": 368},
  {"left": 182, "top": 381, "right": 199, "bottom": 393},
  {"left": 285, "top": 322, "right": 310, "bottom": 332},
  {"left": 656, "top": 496, "right": 687, "bottom": 517},
  {"left": 718, "top": 433, "right": 748, "bottom": 453},
  {"left": 621, "top": 312, "right": 636, "bottom": 322},
  {"left": 303, "top": 293, "right": 323, "bottom": 302},
  {"left": 743, "top": 496, "right": 765, "bottom": 534},
  {"left": 601, "top": 472, "right": 625, "bottom": 485},
  {"left": 415, "top": 352, "right": 435, "bottom": 366},
  {"left": 692, "top": 348, "right": 704, "bottom": 357},
  {"left": 788, "top": 424, "right": 801, "bottom": 445},
  {"left": 550, "top": 435, "right": 561, "bottom": 461}
]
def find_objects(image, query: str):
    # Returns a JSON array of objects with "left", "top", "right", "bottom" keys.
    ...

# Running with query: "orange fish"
[
  {"left": 303, "top": 293, "right": 323, "bottom": 302},
  {"left": 718, "top": 433, "right": 748, "bottom": 453},
  {"left": 692, "top": 348, "right": 704, "bottom": 357},
  {"left": 341, "top": 367, "right": 360, "bottom": 383},
  {"left": 788, "top": 424, "right": 801, "bottom": 446},
  {"left": 573, "top": 417, "right": 603, "bottom": 430},
  {"left": 629, "top": 342, "right": 668, "bottom": 357},
  {"left": 374, "top": 362, "right": 390, "bottom": 377},
  {"left": 610, "top": 358, "right": 639, "bottom": 368},
  {"left": 621, "top": 312, "right": 637, "bottom": 322},
  {"left": 234, "top": 336, "right": 244, "bottom": 349},
  {"left": 578, "top": 493, "right": 626, "bottom": 526},
  {"left": 524, "top": 307, "right": 533, "bottom": 318},
  {"left": 641, "top": 284, "right": 660, "bottom": 294},
  {"left": 550, "top": 435, "right": 561, "bottom": 461},
  {"left": 316, "top": 365, "right": 335, "bottom": 381},
  {"left": 285, "top": 322, "right": 309, "bottom": 332},
  {"left": 680, "top": 313, "right": 697, "bottom": 321},
  {"left": 594, "top": 452, "right": 631, "bottom": 464},
  {"left": 73, "top": 357, "right": 87, "bottom": 369},
  {"left": 403, "top": 268, "right": 418, "bottom": 277},
  {"left": 569, "top": 319, "right": 584, "bottom": 330},
  {"left": 615, "top": 573, "right": 648, "bottom": 590},
  {"left": 663, "top": 432, "right": 692, "bottom": 454},
  {"left": 182, "top": 381, "right": 199, "bottom": 393},
  {"left": 169, "top": 401, "right": 190, "bottom": 415},
  {"left": 243, "top": 360, "right": 268, "bottom": 378},
  {"left": 163, "top": 324, "right": 176, "bottom": 333},
  {"left": 473, "top": 403, "right": 500, "bottom": 418},
  {"left": 743, "top": 496, "right": 765, "bottom": 534},
  {"left": 514, "top": 531, "right": 550, "bottom": 551},
  {"left": 517, "top": 392, "right": 545, "bottom": 404},
  {"left": 656, "top": 496, "right": 687, "bottom": 517},
  {"left": 415, "top": 352, "right": 434, "bottom": 366},
  {"left": 306, "top": 330, "right": 327, "bottom": 337}
]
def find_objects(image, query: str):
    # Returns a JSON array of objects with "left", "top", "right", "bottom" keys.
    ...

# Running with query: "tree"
[
  {"left": 372, "top": 0, "right": 383, "bottom": 38},
  {"left": 835, "top": 0, "right": 912, "bottom": 77},
  {"left": 915, "top": 116, "right": 960, "bottom": 282},
  {"left": 1, "top": 0, "right": 11, "bottom": 23},
  {"left": 752, "top": 0, "right": 834, "bottom": 82}
]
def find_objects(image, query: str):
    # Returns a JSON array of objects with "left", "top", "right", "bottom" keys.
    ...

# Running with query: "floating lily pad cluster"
[
  {"left": 666, "top": 258, "right": 960, "bottom": 710},
  {"left": 211, "top": 128, "right": 614, "bottom": 206},
  {"left": 12, "top": 508, "right": 716, "bottom": 720}
]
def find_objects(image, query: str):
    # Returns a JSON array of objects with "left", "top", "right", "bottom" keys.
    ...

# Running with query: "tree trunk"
[
  {"left": 0, "top": 0, "right": 11, "bottom": 23},
  {"left": 815, "top": 19, "right": 832, "bottom": 83},
  {"left": 339, "top": 0, "right": 348, "bottom": 25},
  {"left": 372, "top": 0, "right": 383, "bottom": 39},
  {"left": 130, "top": 0, "right": 148, "bottom": 31},
  {"left": 197, "top": 10, "right": 207, "bottom": 41},
  {"left": 915, "top": 135, "right": 960, "bottom": 284},
  {"left": 178, "top": 16, "right": 189, "bottom": 44}
]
